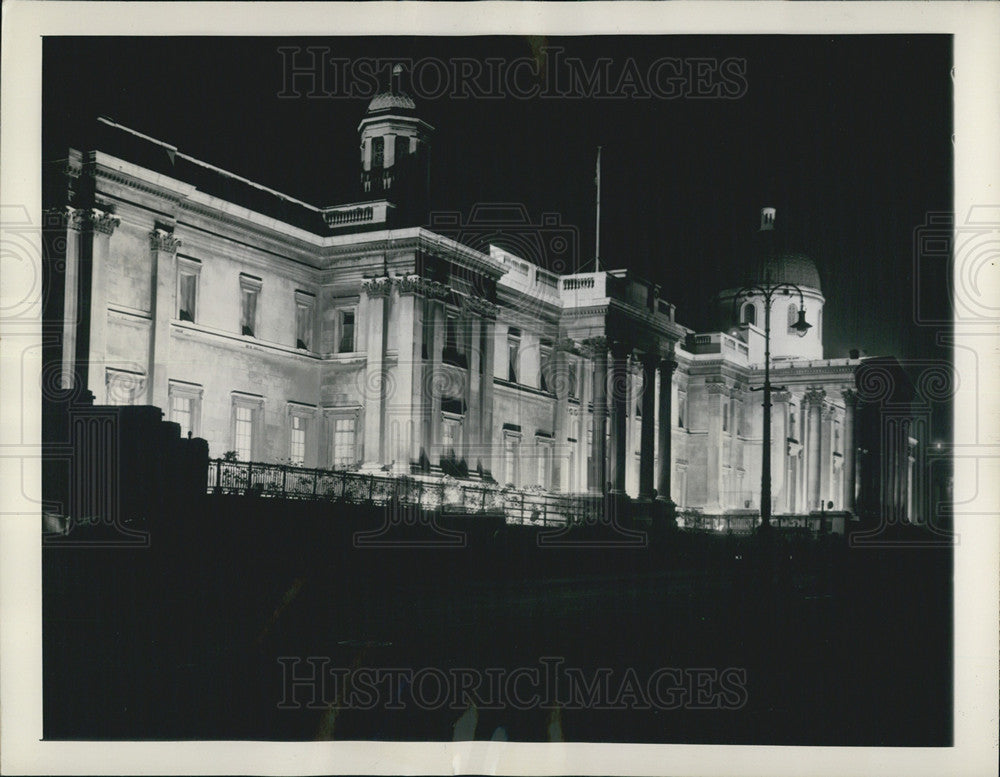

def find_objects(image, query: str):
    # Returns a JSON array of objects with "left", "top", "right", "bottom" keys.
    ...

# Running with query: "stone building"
[{"left": 44, "top": 84, "right": 923, "bottom": 525}]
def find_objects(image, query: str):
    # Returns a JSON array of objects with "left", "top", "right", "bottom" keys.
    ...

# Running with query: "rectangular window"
[
  {"left": 568, "top": 356, "right": 578, "bottom": 399},
  {"left": 338, "top": 309, "right": 356, "bottom": 353},
  {"left": 333, "top": 418, "right": 356, "bottom": 468},
  {"left": 677, "top": 394, "right": 686, "bottom": 429},
  {"left": 295, "top": 292, "right": 314, "bottom": 351},
  {"left": 722, "top": 400, "right": 730, "bottom": 433},
  {"left": 240, "top": 274, "right": 262, "bottom": 338},
  {"left": 443, "top": 314, "right": 466, "bottom": 367},
  {"left": 442, "top": 416, "right": 462, "bottom": 459},
  {"left": 507, "top": 328, "right": 520, "bottom": 383},
  {"left": 168, "top": 381, "right": 202, "bottom": 438},
  {"left": 537, "top": 439, "right": 553, "bottom": 487},
  {"left": 289, "top": 415, "right": 306, "bottom": 465},
  {"left": 394, "top": 135, "right": 410, "bottom": 164},
  {"left": 371, "top": 136, "right": 384, "bottom": 168},
  {"left": 503, "top": 433, "right": 520, "bottom": 486},
  {"left": 178, "top": 271, "right": 198, "bottom": 322},
  {"left": 539, "top": 341, "right": 553, "bottom": 393},
  {"left": 234, "top": 405, "right": 254, "bottom": 461}
]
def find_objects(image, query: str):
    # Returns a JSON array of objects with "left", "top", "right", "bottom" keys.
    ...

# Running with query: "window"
[
  {"left": 338, "top": 309, "right": 356, "bottom": 353},
  {"left": 234, "top": 406, "right": 254, "bottom": 460},
  {"left": 787, "top": 303, "right": 802, "bottom": 336},
  {"left": 333, "top": 417, "right": 356, "bottom": 468},
  {"left": 741, "top": 302, "right": 756, "bottom": 326},
  {"left": 677, "top": 393, "right": 686, "bottom": 428},
  {"left": 442, "top": 416, "right": 462, "bottom": 459},
  {"left": 394, "top": 135, "right": 410, "bottom": 164},
  {"left": 568, "top": 356, "right": 579, "bottom": 399},
  {"left": 240, "top": 274, "right": 262, "bottom": 338},
  {"left": 503, "top": 432, "right": 520, "bottom": 486},
  {"left": 443, "top": 314, "right": 466, "bottom": 367},
  {"left": 789, "top": 408, "right": 797, "bottom": 440},
  {"left": 295, "top": 291, "right": 315, "bottom": 351},
  {"left": 537, "top": 439, "right": 553, "bottom": 487},
  {"left": 539, "top": 340, "right": 553, "bottom": 393},
  {"left": 168, "top": 381, "right": 202, "bottom": 438},
  {"left": 231, "top": 395, "right": 262, "bottom": 461},
  {"left": 177, "top": 258, "right": 200, "bottom": 322},
  {"left": 722, "top": 400, "right": 729, "bottom": 432},
  {"left": 507, "top": 327, "right": 521, "bottom": 383},
  {"left": 371, "top": 136, "right": 384, "bottom": 168},
  {"left": 105, "top": 369, "right": 145, "bottom": 405},
  {"left": 289, "top": 415, "right": 306, "bottom": 465}
]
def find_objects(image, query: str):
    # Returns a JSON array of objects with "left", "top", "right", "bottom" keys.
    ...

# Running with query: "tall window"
[
  {"left": 168, "top": 382, "right": 202, "bottom": 438},
  {"left": 677, "top": 393, "right": 686, "bottom": 428},
  {"left": 338, "top": 309, "right": 356, "bottom": 353},
  {"left": 240, "top": 274, "right": 262, "bottom": 338},
  {"left": 394, "top": 135, "right": 410, "bottom": 164},
  {"left": 539, "top": 340, "right": 553, "bottom": 393},
  {"left": 741, "top": 302, "right": 756, "bottom": 326},
  {"left": 503, "top": 432, "right": 520, "bottom": 486},
  {"left": 722, "top": 400, "right": 730, "bottom": 432},
  {"left": 507, "top": 328, "right": 521, "bottom": 383},
  {"left": 177, "top": 259, "right": 200, "bottom": 322},
  {"left": 537, "top": 439, "right": 553, "bottom": 487},
  {"left": 289, "top": 415, "right": 306, "bottom": 465},
  {"left": 295, "top": 292, "right": 314, "bottom": 351},
  {"left": 787, "top": 303, "right": 800, "bottom": 336},
  {"left": 443, "top": 314, "right": 466, "bottom": 367},
  {"left": 442, "top": 416, "right": 462, "bottom": 459},
  {"left": 333, "top": 417, "right": 356, "bottom": 467},
  {"left": 371, "top": 136, "right": 384, "bottom": 168},
  {"left": 234, "top": 406, "right": 254, "bottom": 460},
  {"left": 568, "top": 356, "right": 579, "bottom": 399}
]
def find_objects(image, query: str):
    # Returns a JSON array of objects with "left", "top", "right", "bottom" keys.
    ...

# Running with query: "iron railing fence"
[{"left": 207, "top": 459, "right": 604, "bottom": 527}]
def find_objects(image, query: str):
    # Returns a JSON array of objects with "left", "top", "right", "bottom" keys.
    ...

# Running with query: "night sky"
[{"left": 43, "top": 35, "right": 952, "bottom": 362}]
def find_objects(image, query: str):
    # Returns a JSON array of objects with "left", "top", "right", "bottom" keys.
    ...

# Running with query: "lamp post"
[{"left": 732, "top": 283, "right": 811, "bottom": 529}]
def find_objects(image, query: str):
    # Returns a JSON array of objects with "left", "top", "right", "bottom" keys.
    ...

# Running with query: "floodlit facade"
[{"left": 44, "top": 86, "right": 923, "bottom": 523}]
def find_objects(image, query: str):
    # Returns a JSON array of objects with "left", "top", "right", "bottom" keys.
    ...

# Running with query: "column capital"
[
  {"left": 659, "top": 357, "right": 679, "bottom": 375},
  {"left": 553, "top": 336, "right": 577, "bottom": 353},
  {"left": 88, "top": 208, "right": 120, "bottom": 236},
  {"left": 772, "top": 389, "right": 792, "bottom": 403},
  {"left": 397, "top": 274, "right": 449, "bottom": 300},
  {"left": 610, "top": 339, "right": 632, "bottom": 359},
  {"left": 362, "top": 276, "right": 394, "bottom": 298},
  {"left": 841, "top": 387, "right": 858, "bottom": 406},
  {"left": 803, "top": 387, "right": 827, "bottom": 406},
  {"left": 149, "top": 228, "right": 181, "bottom": 254},
  {"left": 639, "top": 351, "right": 660, "bottom": 371},
  {"left": 46, "top": 206, "right": 89, "bottom": 231},
  {"left": 580, "top": 336, "right": 608, "bottom": 357},
  {"left": 460, "top": 293, "right": 499, "bottom": 319},
  {"left": 822, "top": 404, "right": 837, "bottom": 421}
]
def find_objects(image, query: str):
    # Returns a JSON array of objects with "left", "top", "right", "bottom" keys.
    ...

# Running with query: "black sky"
[{"left": 43, "top": 35, "right": 952, "bottom": 361}]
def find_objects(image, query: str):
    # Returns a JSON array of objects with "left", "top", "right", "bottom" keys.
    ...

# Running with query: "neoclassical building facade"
[{"left": 45, "top": 87, "right": 905, "bottom": 522}]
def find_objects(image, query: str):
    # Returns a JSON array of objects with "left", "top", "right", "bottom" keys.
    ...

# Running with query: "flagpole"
[{"left": 595, "top": 145, "right": 602, "bottom": 273}]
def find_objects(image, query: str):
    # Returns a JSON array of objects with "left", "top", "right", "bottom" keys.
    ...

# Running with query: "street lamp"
[{"left": 732, "top": 283, "right": 811, "bottom": 529}]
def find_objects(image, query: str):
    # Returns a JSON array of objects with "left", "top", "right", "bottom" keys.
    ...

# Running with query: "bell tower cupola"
[{"left": 357, "top": 64, "right": 433, "bottom": 222}]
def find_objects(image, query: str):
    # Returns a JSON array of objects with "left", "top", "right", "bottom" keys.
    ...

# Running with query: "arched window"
[
  {"left": 787, "top": 303, "right": 799, "bottom": 334},
  {"left": 741, "top": 302, "right": 757, "bottom": 326}
]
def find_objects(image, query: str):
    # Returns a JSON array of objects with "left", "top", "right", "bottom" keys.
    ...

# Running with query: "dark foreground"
[{"left": 43, "top": 496, "right": 952, "bottom": 745}]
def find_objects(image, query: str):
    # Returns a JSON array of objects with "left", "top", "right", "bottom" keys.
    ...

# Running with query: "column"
[
  {"left": 584, "top": 337, "right": 608, "bottom": 494},
  {"left": 638, "top": 353, "right": 657, "bottom": 500},
  {"left": 656, "top": 358, "right": 677, "bottom": 503},
  {"left": 479, "top": 313, "right": 496, "bottom": 475},
  {"left": 609, "top": 340, "right": 630, "bottom": 495},
  {"left": 821, "top": 404, "right": 836, "bottom": 507},
  {"left": 361, "top": 277, "right": 391, "bottom": 467},
  {"left": 578, "top": 357, "right": 592, "bottom": 491},
  {"left": 391, "top": 276, "right": 424, "bottom": 473},
  {"left": 551, "top": 340, "right": 572, "bottom": 492},
  {"left": 805, "top": 388, "right": 825, "bottom": 510},
  {"left": 460, "top": 301, "right": 480, "bottom": 469},
  {"left": 842, "top": 388, "right": 857, "bottom": 514},
  {"left": 83, "top": 208, "right": 121, "bottom": 400},
  {"left": 148, "top": 228, "right": 182, "bottom": 409},
  {"left": 428, "top": 298, "right": 446, "bottom": 463},
  {"left": 59, "top": 207, "right": 86, "bottom": 389},
  {"left": 771, "top": 389, "right": 790, "bottom": 510},
  {"left": 706, "top": 381, "right": 725, "bottom": 511}
]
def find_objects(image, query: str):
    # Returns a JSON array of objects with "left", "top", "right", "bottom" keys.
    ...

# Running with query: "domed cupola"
[
  {"left": 716, "top": 207, "right": 826, "bottom": 361},
  {"left": 357, "top": 64, "right": 433, "bottom": 220}
]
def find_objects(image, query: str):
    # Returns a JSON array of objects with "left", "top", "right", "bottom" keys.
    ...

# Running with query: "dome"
[
  {"left": 366, "top": 91, "right": 416, "bottom": 114},
  {"left": 755, "top": 252, "right": 822, "bottom": 292}
]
